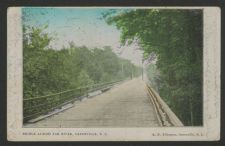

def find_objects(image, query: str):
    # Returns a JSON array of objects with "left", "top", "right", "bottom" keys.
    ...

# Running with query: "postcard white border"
[{"left": 7, "top": 7, "right": 220, "bottom": 141}]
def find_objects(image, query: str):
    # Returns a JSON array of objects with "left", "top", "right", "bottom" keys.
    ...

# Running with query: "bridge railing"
[
  {"left": 146, "top": 83, "right": 184, "bottom": 127},
  {"left": 23, "top": 79, "right": 125, "bottom": 122}
]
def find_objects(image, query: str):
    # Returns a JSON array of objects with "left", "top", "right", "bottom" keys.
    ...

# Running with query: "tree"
[
  {"left": 23, "top": 25, "right": 142, "bottom": 98},
  {"left": 77, "top": 70, "right": 94, "bottom": 87},
  {"left": 104, "top": 9, "right": 203, "bottom": 126}
]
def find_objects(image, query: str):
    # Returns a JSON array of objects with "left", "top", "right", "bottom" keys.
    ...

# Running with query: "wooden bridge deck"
[{"left": 24, "top": 77, "right": 160, "bottom": 128}]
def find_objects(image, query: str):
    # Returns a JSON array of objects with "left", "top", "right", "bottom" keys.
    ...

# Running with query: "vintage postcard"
[{"left": 7, "top": 7, "right": 220, "bottom": 141}]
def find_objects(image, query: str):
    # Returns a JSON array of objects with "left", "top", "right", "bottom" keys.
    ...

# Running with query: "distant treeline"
[
  {"left": 105, "top": 9, "right": 203, "bottom": 126},
  {"left": 23, "top": 26, "right": 141, "bottom": 99}
]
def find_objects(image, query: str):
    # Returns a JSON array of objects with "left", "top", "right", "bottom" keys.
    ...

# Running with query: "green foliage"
[
  {"left": 23, "top": 26, "right": 141, "bottom": 100},
  {"left": 146, "top": 64, "right": 161, "bottom": 92},
  {"left": 105, "top": 9, "right": 203, "bottom": 126},
  {"left": 77, "top": 70, "right": 94, "bottom": 87}
]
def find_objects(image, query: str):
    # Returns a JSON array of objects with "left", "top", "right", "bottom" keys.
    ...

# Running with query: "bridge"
[{"left": 24, "top": 77, "right": 183, "bottom": 128}]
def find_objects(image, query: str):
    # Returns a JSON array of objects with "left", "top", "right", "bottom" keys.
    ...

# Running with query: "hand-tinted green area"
[
  {"left": 105, "top": 9, "right": 203, "bottom": 126},
  {"left": 23, "top": 26, "right": 141, "bottom": 99}
]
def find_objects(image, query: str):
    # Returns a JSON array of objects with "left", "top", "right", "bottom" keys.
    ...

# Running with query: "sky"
[{"left": 22, "top": 7, "right": 143, "bottom": 66}]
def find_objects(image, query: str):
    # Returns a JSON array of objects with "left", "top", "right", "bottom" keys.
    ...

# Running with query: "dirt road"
[{"left": 24, "top": 77, "right": 160, "bottom": 128}]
